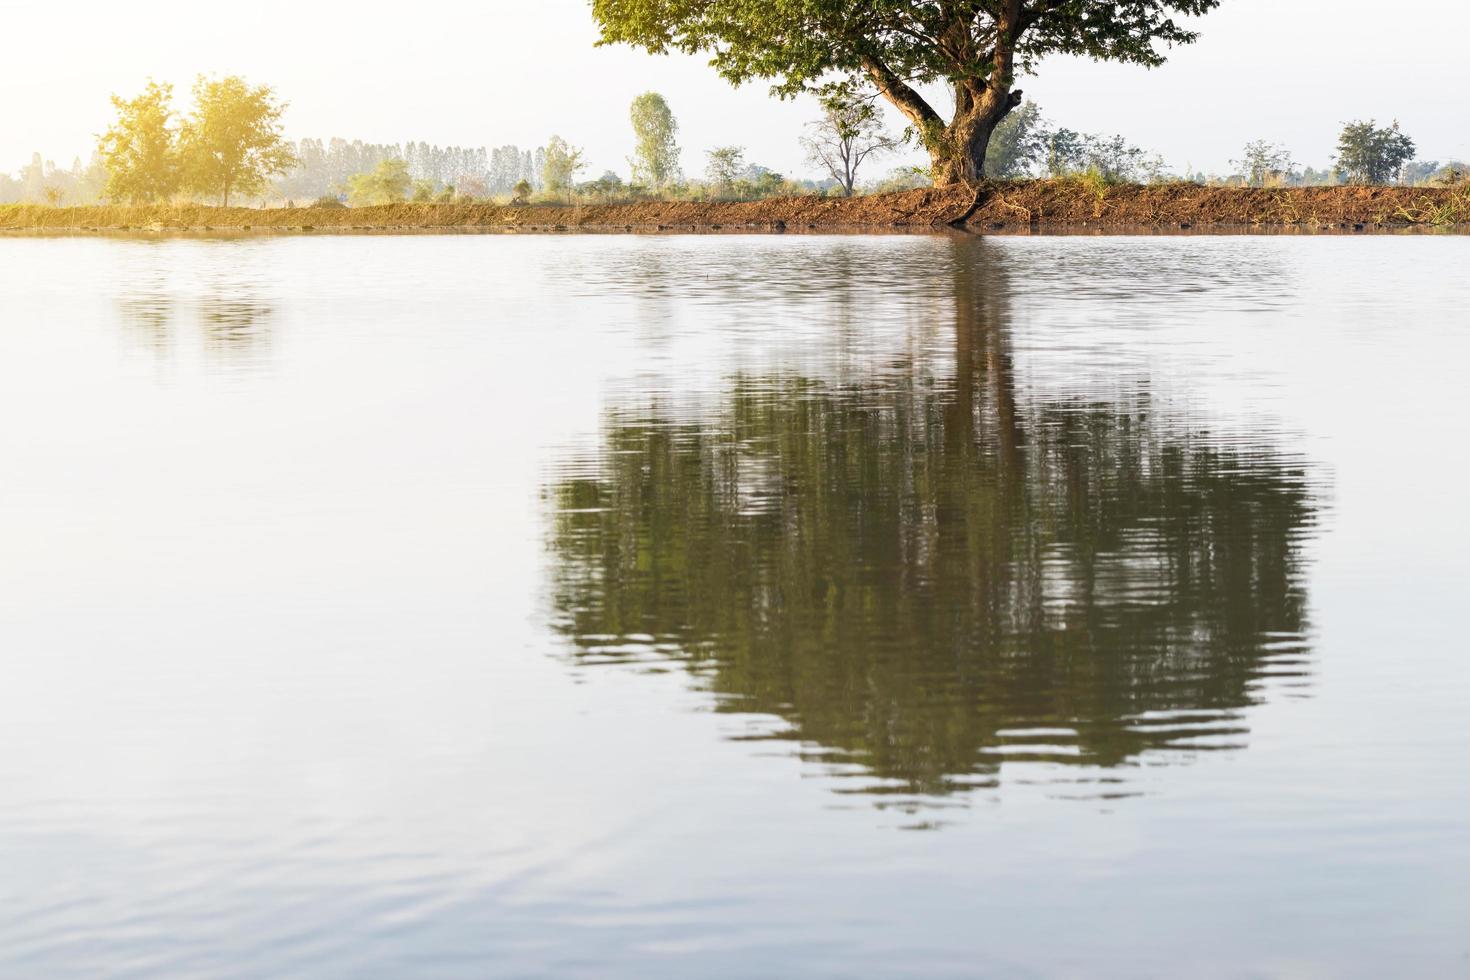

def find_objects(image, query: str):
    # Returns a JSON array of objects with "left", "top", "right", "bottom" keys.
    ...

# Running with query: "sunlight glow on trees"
[
  {"left": 96, "top": 81, "right": 180, "bottom": 204},
  {"left": 346, "top": 158, "right": 412, "bottom": 205},
  {"left": 179, "top": 76, "right": 295, "bottom": 207}
]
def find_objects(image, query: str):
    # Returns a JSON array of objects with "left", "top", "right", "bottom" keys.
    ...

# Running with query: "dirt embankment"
[{"left": 3, "top": 182, "right": 1468, "bottom": 234}]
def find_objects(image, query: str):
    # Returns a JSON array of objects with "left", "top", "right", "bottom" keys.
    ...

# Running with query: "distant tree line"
[
  {"left": 4, "top": 79, "right": 1466, "bottom": 207},
  {"left": 977, "top": 103, "right": 1171, "bottom": 183},
  {"left": 275, "top": 139, "right": 550, "bottom": 202},
  {"left": 977, "top": 106, "right": 1465, "bottom": 190},
  {"left": 309, "top": 92, "right": 838, "bottom": 208}
]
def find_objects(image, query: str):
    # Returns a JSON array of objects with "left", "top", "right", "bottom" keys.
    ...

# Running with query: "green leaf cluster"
[{"left": 596, "top": 0, "right": 1216, "bottom": 91}]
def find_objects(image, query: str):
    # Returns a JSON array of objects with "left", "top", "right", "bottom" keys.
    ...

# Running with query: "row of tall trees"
[
  {"left": 97, "top": 77, "right": 293, "bottom": 206},
  {"left": 313, "top": 136, "right": 580, "bottom": 206},
  {"left": 276, "top": 139, "right": 550, "bottom": 201}
]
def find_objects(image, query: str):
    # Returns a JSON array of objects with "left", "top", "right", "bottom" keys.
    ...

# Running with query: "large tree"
[
  {"left": 179, "top": 75, "right": 295, "bottom": 207},
  {"left": 591, "top": 0, "right": 1220, "bottom": 185},
  {"left": 96, "top": 80, "right": 181, "bottom": 204}
]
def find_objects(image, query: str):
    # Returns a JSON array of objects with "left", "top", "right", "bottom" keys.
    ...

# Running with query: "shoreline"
[{"left": 4, "top": 182, "right": 1468, "bottom": 235}]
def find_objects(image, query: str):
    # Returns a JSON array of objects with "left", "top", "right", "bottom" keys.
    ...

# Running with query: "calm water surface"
[{"left": 1, "top": 233, "right": 1467, "bottom": 977}]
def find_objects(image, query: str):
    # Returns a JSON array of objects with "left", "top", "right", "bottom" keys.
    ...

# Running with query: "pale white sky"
[{"left": 2, "top": 0, "right": 1466, "bottom": 179}]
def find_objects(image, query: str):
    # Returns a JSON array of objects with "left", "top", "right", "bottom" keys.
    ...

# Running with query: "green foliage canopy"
[
  {"left": 1335, "top": 120, "right": 1416, "bottom": 185},
  {"left": 592, "top": 0, "right": 1222, "bottom": 182}
]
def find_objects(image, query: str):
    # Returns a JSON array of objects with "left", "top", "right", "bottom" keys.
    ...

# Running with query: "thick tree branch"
[{"left": 862, "top": 57, "right": 943, "bottom": 130}]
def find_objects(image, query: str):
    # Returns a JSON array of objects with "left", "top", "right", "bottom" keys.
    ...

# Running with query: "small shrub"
[
  {"left": 1076, "top": 167, "right": 1109, "bottom": 196},
  {"left": 1052, "top": 168, "right": 1110, "bottom": 217}
]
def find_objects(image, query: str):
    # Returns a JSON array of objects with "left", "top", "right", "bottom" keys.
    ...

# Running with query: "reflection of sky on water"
[{"left": 0, "top": 233, "right": 1466, "bottom": 977}]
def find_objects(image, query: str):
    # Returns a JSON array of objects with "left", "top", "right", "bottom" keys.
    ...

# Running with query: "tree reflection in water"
[
  {"left": 198, "top": 292, "right": 274, "bottom": 362},
  {"left": 114, "top": 244, "right": 275, "bottom": 367},
  {"left": 545, "top": 240, "right": 1321, "bottom": 805}
]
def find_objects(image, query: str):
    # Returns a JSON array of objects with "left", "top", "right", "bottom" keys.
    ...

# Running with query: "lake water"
[{"left": 1, "top": 233, "right": 1468, "bottom": 978}]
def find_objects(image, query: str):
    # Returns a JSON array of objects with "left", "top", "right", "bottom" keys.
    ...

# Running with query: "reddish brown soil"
[{"left": 3, "top": 182, "right": 1467, "bottom": 233}]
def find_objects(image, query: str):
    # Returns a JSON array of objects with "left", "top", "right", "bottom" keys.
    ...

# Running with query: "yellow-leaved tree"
[
  {"left": 179, "top": 76, "right": 295, "bottom": 207},
  {"left": 96, "top": 80, "right": 181, "bottom": 204}
]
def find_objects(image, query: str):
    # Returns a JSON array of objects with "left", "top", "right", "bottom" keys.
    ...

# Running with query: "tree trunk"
[
  {"left": 928, "top": 87, "right": 1023, "bottom": 187},
  {"left": 863, "top": 23, "right": 1024, "bottom": 189}
]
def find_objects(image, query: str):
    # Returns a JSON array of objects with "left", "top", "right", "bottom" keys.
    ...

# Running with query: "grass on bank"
[{"left": 4, "top": 180, "right": 1470, "bottom": 230}]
